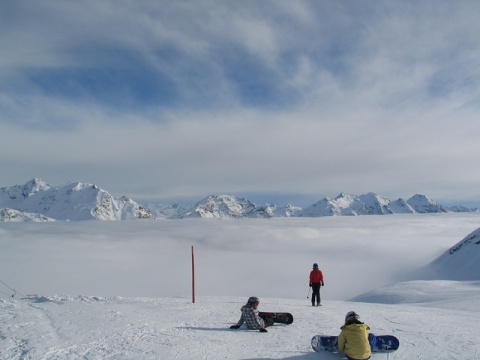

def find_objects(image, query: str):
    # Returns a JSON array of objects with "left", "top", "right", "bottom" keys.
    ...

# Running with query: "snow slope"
[
  {"left": 406, "top": 227, "right": 480, "bottom": 282},
  {"left": 1, "top": 214, "right": 480, "bottom": 359},
  {"left": 1, "top": 289, "right": 480, "bottom": 359}
]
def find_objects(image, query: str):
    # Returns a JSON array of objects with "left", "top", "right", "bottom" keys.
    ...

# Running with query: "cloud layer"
[{"left": 2, "top": 214, "right": 478, "bottom": 300}]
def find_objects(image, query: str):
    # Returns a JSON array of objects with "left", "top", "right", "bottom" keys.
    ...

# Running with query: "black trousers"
[
  {"left": 311, "top": 283, "right": 321, "bottom": 305},
  {"left": 258, "top": 313, "right": 274, "bottom": 328}
]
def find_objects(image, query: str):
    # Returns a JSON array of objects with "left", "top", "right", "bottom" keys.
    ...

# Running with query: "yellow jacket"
[{"left": 337, "top": 323, "right": 371, "bottom": 359}]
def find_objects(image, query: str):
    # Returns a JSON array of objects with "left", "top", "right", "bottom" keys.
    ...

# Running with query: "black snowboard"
[{"left": 259, "top": 312, "right": 294, "bottom": 325}]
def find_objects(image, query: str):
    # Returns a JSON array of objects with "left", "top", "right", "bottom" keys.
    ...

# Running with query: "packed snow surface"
[
  {"left": 2, "top": 290, "right": 480, "bottom": 359},
  {"left": 1, "top": 214, "right": 480, "bottom": 359}
]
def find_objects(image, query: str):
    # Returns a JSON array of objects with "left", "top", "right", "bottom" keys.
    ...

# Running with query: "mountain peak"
[
  {"left": 407, "top": 194, "right": 447, "bottom": 213},
  {"left": 22, "top": 178, "right": 51, "bottom": 197},
  {"left": 0, "top": 179, "right": 153, "bottom": 221}
]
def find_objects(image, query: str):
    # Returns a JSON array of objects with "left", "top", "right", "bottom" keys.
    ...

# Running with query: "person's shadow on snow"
[
  {"left": 176, "top": 326, "right": 232, "bottom": 331},
  {"left": 241, "top": 352, "right": 345, "bottom": 360}
]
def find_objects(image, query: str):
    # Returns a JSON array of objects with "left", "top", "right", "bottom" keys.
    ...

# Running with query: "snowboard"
[
  {"left": 259, "top": 312, "right": 294, "bottom": 325},
  {"left": 311, "top": 334, "right": 399, "bottom": 353}
]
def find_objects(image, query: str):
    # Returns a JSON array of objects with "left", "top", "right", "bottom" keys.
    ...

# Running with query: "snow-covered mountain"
[
  {"left": 406, "top": 193, "right": 448, "bottom": 213},
  {"left": 299, "top": 192, "right": 448, "bottom": 217},
  {"left": 147, "top": 197, "right": 302, "bottom": 219},
  {"left": 145, "top": 192, "right": 456, "bottom": 220},
  {"left": 444, "top": 204, "right": 478, "bottom": 212},
  {"left": 351, "top": 227, "right": 480, "bottom": 305},
  {"left": 0, "top": 178, "right": 153, "bottom": 221},
  {"left": 167, "top": 195, "right": 304, "bottom": 219},
  {"left": 1, "top": 179, "right": 476, "bottom": 221},
  {"left": 142, "top": 203, "right": 190, "bottom": 219},
  {"left": 414, "top": 228, "right": 480, "bottom": 281},
  {"left": 170, "top": 195, "right": 273, "bottom": 219},
  {"left": 0, "top": 208, "right": 55, "bottom": 222},
  {"left": 264, "top": 203, "right": 303, "bottom": 217}
]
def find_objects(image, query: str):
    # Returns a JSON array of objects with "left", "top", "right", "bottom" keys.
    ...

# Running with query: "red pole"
[{"left": 192, "top": 245, "right": 195, "bottom": 304}]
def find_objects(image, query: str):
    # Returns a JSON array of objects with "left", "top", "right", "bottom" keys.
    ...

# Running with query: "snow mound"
[{"left": 350, "top": 280, "right": 480, "bottom": 311}]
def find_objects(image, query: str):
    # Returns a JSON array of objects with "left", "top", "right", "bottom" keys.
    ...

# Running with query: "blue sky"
[{"left": 1, "top": 1, "right": 480, "bottom": 207}]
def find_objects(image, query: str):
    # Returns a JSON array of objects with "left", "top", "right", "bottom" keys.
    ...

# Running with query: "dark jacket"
[{"left": 234, "top": 304, "right": 265, "bottom": 330}]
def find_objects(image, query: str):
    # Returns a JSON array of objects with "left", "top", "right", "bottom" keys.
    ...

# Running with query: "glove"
[
  {"left": 322, "top": 282, "right": 324, "bottom": 286},
  {"left": 259, "top": 328, "right": 268, "bottom": 332},
  {"left": 309, "top": 283, "right": 312, "bottom": 287},
  {"left": 230, "top": 325, "right": 240, "bottom": 329}
]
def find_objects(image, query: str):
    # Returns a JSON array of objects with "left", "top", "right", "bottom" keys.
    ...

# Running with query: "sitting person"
[
  {"left": 337, "top": 311, "right": 372, "bottom": 360},
  {"left": 230, "top": 296, "right": 273, "bottom": 332}
]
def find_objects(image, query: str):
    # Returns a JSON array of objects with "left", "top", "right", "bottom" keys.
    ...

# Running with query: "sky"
[{"left": 1, "top": 1, "right": 480, "bottom": 207}]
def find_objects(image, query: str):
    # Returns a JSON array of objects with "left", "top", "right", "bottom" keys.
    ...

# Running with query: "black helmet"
[
  {"left": 345, "top": 311, "right": 359, "bottom": 322},
  {"left": 248, "top": 296, "right": 260, "bottom": 303},
  {"left": 313, "top": 263, "right": 318, "bottom": 269}
]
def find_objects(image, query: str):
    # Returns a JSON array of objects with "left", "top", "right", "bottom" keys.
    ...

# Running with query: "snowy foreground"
[
  {"left": 1, "top": 214, "right": 480, "bottom": 359},
  {"left": 2, "top": 284, "right": 480, "bottom": 359}
]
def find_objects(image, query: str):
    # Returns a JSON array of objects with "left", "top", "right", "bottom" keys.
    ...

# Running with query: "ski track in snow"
[{"left": 1, "top": 295, "right": 480, "bottom": 359}]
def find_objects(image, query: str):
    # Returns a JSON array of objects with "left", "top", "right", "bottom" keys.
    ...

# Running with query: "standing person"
[
  {"left": 229, "top": 296, "right": 273, "bottom": 332},
  {"left": 309, "top": 263, "right": 324, "bottom": 306},
  {"left": 337, "top": 311, "right": 372, "bottom": 360}
]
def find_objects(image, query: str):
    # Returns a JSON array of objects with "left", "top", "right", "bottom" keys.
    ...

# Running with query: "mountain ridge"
[
  {"left": 0, "top": 179, "right": 477, "bottom": 222},
  {"left": 0, "top": 178, "right": 153, "bottom": 221}
]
